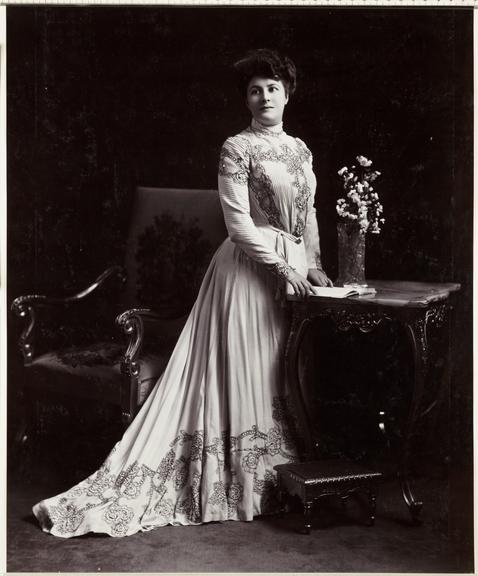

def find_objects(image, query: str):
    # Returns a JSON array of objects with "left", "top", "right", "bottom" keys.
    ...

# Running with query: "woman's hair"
[{"left": 233, "top": 49, "right": 297, "bottom": 97}]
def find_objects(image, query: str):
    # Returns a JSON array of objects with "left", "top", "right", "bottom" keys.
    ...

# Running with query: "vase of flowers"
[{"left": 336, "top": 155, "right": 384, "bottom": 287}]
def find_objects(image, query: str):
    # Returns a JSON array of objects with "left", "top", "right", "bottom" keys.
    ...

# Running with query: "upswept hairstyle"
[{"left": 233, "top": 49, "right": 297, "bottom": 97}]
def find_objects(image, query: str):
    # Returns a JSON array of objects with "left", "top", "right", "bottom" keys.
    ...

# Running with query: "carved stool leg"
[
  {"left": 368, "top": 489, "right": 377, "bottom": 526},
  {"left": 302, "top": 500, "right": 313, "bottom": 534},
  {"left": 277, "top": 488, "right": 287, "bottom": 518}
]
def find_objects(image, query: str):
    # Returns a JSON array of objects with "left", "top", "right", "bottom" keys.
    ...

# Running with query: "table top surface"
[{"left": 287, "top": 279, "right": 461, "bottom": 309}]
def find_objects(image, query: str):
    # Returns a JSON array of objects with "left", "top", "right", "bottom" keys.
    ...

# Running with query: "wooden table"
[{"left": 285, "top": 280, "right": 461, "bottom": 522}]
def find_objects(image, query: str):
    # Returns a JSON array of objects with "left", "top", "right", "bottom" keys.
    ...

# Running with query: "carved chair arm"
[
  {"left": 11, "top": 265, "right": 126, "bottom": 363},
  {"left": 12, "top": 265, "right": 126, "bottom": 310},
  {"left": 115, "top": 308, "right": 187, "bottom": 378},
  {"left": 116, "top": 308, "right": 160, "bottom": 377}
]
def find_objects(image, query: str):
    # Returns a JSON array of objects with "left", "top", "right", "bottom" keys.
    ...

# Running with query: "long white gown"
[{"left": 32, "top": 118, "right": 323, "bottom": 537}]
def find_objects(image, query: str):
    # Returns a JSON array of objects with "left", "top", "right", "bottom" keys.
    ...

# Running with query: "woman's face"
[{"left": 246, "top": 76, "right": 289, "bottom": 126}]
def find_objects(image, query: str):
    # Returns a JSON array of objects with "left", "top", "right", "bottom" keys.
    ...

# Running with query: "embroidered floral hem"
[{"left": 33, "top": 407, "right": 298, "bottom": 537}]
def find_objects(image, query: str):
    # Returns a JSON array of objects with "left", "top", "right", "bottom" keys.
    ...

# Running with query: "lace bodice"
[{"left": 218, "top": 119, "right": 322, "bottom": 279}]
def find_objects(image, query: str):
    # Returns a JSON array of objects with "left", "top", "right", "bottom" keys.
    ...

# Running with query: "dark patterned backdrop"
[{"left": 7, "top": 4, "right": 472, "bottom": 533}]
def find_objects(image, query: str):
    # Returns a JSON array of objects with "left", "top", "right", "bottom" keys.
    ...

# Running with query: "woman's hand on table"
[
  {"left": 308, "top": 268, "right": 334, "bottom": 287},
  {"left": 286, "top": 270, "right": 314, "bottom": 298}
]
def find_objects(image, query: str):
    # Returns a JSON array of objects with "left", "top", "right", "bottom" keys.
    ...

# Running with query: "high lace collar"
[{"left": 250, "top": 118, "right": 284, "bottom": 136}]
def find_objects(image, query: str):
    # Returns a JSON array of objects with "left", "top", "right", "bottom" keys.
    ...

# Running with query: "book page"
[{"left": 310, "top": 286, "right": 357, "bottom": 298}]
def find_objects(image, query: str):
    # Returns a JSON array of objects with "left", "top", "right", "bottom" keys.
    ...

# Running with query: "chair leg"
[
  {"left": 17, "top": 391, "right": 39, "bottom": 444},
  {"left": 11, "top": 393, "right": 38, "bottom": 472},
  {"left": 14, "top": 411, "right": 29, "bottom": 448}
]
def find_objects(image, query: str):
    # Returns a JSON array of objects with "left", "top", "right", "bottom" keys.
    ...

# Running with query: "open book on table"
[
  {"left": 309, "top": 285, "right": 377, "bottom": 298},
  {"left": 286, "top": 284, "right": 377, "bottom": 298}
]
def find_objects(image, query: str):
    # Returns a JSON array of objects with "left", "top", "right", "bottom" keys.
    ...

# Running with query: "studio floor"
[{"left": 6, "top": 463, "right": 474, "bottom": 574}]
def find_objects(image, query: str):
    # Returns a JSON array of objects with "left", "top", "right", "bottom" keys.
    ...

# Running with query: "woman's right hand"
[{"left": 286, "top": 269, "right": 314, "bottom": 298}]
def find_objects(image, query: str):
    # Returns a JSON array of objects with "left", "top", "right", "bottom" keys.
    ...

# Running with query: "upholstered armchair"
[{"left": 11, "top": 187, "right": 227, "bottom": 449}]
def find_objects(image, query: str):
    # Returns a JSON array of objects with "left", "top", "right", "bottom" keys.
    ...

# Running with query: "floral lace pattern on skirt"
[{"left": 39, "top": 395, "right": 298, "bottom": 537}]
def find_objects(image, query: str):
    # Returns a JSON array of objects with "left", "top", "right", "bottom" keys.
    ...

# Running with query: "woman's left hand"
[{"left": 308, "top": 268, "right": 334, "bottom": 287}]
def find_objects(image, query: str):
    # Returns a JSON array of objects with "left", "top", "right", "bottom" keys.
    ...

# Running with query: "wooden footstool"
[{"left": 274, "top": 460, "right": 382, "bottom": 534}]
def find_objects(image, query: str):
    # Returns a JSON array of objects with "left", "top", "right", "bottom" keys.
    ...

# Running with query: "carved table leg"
[
  {"left": 402, "top": 312, "right": 429, "bottom": 522},
  {"left": 421, "top": 305, "right": 450, "bottom": 459},
  {"left": 285, "top": 305, "right": 316, "bottom": 460}
]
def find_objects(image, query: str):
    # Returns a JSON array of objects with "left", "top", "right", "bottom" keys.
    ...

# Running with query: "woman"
[{"left": 32, "top": 48, "right": 332, "bottom": 538}]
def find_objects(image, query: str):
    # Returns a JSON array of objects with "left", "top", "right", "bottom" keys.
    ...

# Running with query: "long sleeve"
[
  {"left": 303, "top": 193, "right": 322, "bottom": 269},
  {"left": 298, "top": 142, "right": 322, "bottom": 270},
  {"left": 218, "top": 136, "right": 293, "bottom": 279}
]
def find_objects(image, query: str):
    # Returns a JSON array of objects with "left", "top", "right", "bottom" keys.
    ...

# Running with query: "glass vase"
[{"left": 336, "top": 222, "right": 367, "bottom": 288}]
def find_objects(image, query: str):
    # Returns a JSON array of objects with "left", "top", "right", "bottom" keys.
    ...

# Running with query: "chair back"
[{"left": 122, "top": 187, "right": 227, "bottom": 316}]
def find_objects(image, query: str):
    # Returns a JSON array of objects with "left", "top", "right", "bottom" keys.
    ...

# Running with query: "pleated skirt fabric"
[{"left": 32, "top": 235, "right": 308, "bottom": 537}]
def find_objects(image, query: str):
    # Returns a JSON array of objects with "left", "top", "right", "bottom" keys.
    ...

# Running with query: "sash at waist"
[
  {"left": 253, "top": 224, "right": 307, "bottom": 302},
  {"left": 255, "top": 224, "right": 307, "bottom": 277},
  {"left": 255, "top": 224, "right": 302, "bottom": 245}
]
